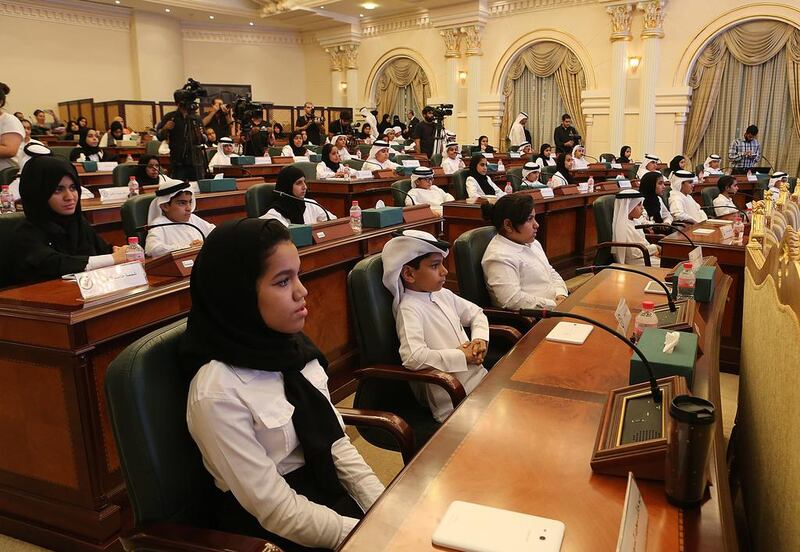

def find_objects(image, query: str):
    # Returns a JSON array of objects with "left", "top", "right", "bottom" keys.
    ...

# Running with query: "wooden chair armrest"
[
  {"left": 596, "top": 241, "right": 651, "bottom": 266},
  {"left": 489, "top": 324, "right": 523, "bottom": 348},
  {"left": 337, "top": 406, "right": 417, "bottom": 464},
  {"left": 644, "top": 233, "right": 664, "bottom": 244},
  {"left": 481, "top": 307, "right": 535, "bottom": 333},
  {"left": 121, "top": 522, "right": 283, "bottom": 552},
  {"left": 354, "top": 364, "right": 467, "bottom": 406}
]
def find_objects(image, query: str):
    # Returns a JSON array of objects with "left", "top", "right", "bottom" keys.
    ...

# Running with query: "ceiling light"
[
  {"left": 164, "top": 8, "right": 170, "bottom": 12},
  {"left": 362, "top": 2, "right": 378, "bottom": 9},
  {"left": 319, "top": 5, "right": 325, "bottom": 8},
  {"left": 628, "top": 56, "right": 641, "bottom": 70},
  {"left": 209, "top": 15, "right": 215, "bottom": 19},
  {"left": 249, "top": 21, "right": 255, "bottom": 26},
  {"left": 359, "top": 13, "right": 363, "bottom": 17},
  {"left": 114, "top": 0, "right": 120, "bottom": 4}
]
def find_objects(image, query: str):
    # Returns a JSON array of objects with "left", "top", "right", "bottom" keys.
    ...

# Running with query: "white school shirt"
[
  {"left": 466, "top": 176, "right": 506, "bottom": 199},
  {"left": 712, "top": 194, "right": 737, "bottom": 217},
  {"left": 406, "top": 185, "right": 454, "bottom": 216},
  {"left": 260, "top": 203, "right": 336, "bottom": 226},
  {"left": 363, "top": 157, "right": 398, "bottom": 171},
  {"left": 571, "top": 156, "right": 589, "bottom": 170},
  {"left": 618, "top": 221, "right": 660, "bottom": 266},
  {"left": 481, "top": 234, "right": 568, "bottom": 310},
  {"left": 440, "top": 156, "right": 465, "bottom": 175},
  {"left": 281, "top": 145, "right": 310, "bottom": 158},
  {"left": 336, "top": 147, "right": 352, "bottom": 161},
  {"left": 315, "top": 162, "right": 357, "bottom": 180},
  {"left": 534, "top": 156, "right": 556, "bottom": 169},
  {"left": 0, "top": 112, "right": 24, "bottom": 171},
  {"left": 549, "top": 171, "right": 570, "bottom": 188},
  {"left": 395, "top": 288, "right": 489, "bottom": 422},
  {"left": 76, "top": 151, "right": 103, "bottom": 162},
  {"left": 208, "top": 151, "right": 236, "bottom": 171},
  {"left": 669, "top": 189, "right": 708, "bottom": 224},
  {"left": 144, "top": 214, "right": 216, "bottom": 258},
  {"left": 652, "top": 197, "right": 674, "bottom": 225},
  {"left": 187, "top": 359, "right": 384, "bottom": 550}
]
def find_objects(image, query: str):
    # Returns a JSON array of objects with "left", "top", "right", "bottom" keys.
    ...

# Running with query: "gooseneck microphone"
[
  {"left": 362, "top": 187, "right": 416, "bottom": 205},
  {"left": 634, "top": 223, "right": 696, "bottom": 248},
  {"left": 699, "top": 204, "right": 750, "bottom": 222},
  {"left": 583, "top": 154, "right": 599, "bottom": 162},
  {"left": 272, "top": 189, "right": 332, "bottom": 220},
  {"left": 575, "top": 265, "right": 676, "bottom": 312},
  {"left": 135, "top": 221, "right": 206, "bottom": 240},
  {"left": 518, "top": 308, "right": 662, "bottom": 403}
]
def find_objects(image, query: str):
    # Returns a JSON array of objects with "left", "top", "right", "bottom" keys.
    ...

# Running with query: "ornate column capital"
[
  {"left": 341, "top": 43, "right": 359, "bottom": 70},
  {"left": 637, "top": 0, "right": 667, "bottom": 39},
  {"left": 324, "top": 46, "right": 344, "bottom": 71},
  {"left": 606, "top": 4, "right": 633, "bottom": 41},
  {"left": 461, "top": 24, "right": 483, "bottom": 57},
  {"left": 440, "top": 27, "right": 462, "bottom": 58}
]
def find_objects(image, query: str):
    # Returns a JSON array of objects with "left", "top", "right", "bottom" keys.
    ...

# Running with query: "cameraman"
[
  {"left": 157, "top": 98, "right": 206, "bottom": 181},
  {"left": 413, "top": 106, "right": 436, "bottom": 159},
  {"left": 295, "top": 101, "right": 324, "bottom": 145},
  {"left": 553, "top": 113, "right": 581, "bottom": 154},
  {"left": 328, "top": 110, "right": 352, "bottom": 139},
  {"left": 202, "top": 96, "right": 233, "bottom": 139}
]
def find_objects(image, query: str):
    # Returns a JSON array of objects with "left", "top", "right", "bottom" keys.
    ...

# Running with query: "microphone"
[
  {"left": 272, "top": 189, "right": 331, "bottom": 220},
  {"left": 518, "top": 308, "right": 661, "bottom": 403},
  {"left": 362, "top": 187, "right": 416, "bottom": 205},
  {"left": 584, "top": 154, "right": 599, "bottom": 162},
  {"left": 635, "top": 223, "right": 696, "bottom": 247},
  {"left": 135, "top": 221, "right": 206, "bottom": 240},
  {"left": 575, "top": 265, "right": 676, "bottom": 312},
  {"left": 699, "top": 204, "right": 750, "bottom": 222},
  {"left": 761, "top": 154, "right": 773, "bottom": 169},
  {"left": 361, "top": 159, "right": 383, "bottom": 170}
]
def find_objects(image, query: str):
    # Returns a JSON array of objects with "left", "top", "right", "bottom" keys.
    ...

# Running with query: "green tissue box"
[
  {"left": 198, "top": 178, "right": 237, "bottom": 192},
  {"left": 309, "top": 154, "right": 322, "bottom": 163},
  {"left": 82, "top": 161, "right": 98, "bottom": 172},
  {"left": 288, "top": 224, "right": 312, "bottom": 247},
  {"left": 487, "top": 163, "right": 499, "bottom": 171},
  {"left": 361, "top": 207, "right": 403, "bottom": 228},
  {"left": 670, "top": 265, "right": 716, "bottom": 302},
  {"left": 395, "top": 166, "right": 415, "bottom": 176},
  {"left": 230, "top": 156, "right": 255, "bottom": 166},
  {"left": 630, "top": 328, "right": 698, "bottom": 387}
]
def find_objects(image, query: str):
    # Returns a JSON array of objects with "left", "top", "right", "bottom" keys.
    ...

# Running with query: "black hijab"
[
  {"left": 535, "top": 143, "right": 551, "bottom": 165},
  {"left": 321, "top": 143, "right": 341, "bottom": 173},
  {"left": 180, "top": 218, "right": 344, "bottom": 494},
  {"left": 136, "top": 154, "right": 161, "bottom": 186},
  {"left": 667, "top": 156, "right": 685, "bottom": 177},
  {"left": 289, "top": 131, "right": 307, "bottom": 157},
  {"left": 469, "top": 154, "right": 496, "bottom": 195},
  {"left": 108, "top": 121, "right": 124, "bottom": 145},
  {"left": 271, "top": 165, "right": 306, "bottom": 224},
  {"left": 639, "top": 171, "right": 664, "bottom": 223},
  {"left": 617, "top": 145, "right": 631, "bottom": 164},
  {"left": 555, "top": 153, "right": 576, "bottom": 184},
  {"left": 71, "top": 129, "right": 102, "bottom": 161}
]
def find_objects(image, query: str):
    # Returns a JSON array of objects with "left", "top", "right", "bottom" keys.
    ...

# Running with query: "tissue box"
[
  {"left": 309, "top": 154, "right": 322, "bottom": 163},
  {"left": 395, "top": 166, "right": 415, "bottom": 176},
  {"left": 670, "top": 265, "right": 716, "bottom": 302},
  {"left": 487, "top": 163, "right": 499, "bottom": 172},
  {"left": 288, "top": 224, "right": 312, "bottom": 247},
  {"left": 230, "top": 156, "right": 255, "bottom": 166},
  {"left": 198, "top": 178, "right": 237, "bottom": 192},
  {"left": 361, "top": 207, "right": 403, "bottom": 228},
  {"left": 82, "top": 161, "right": 98, "bottom": 172},
  {"left": 630, "top": 328, "right": 698, "bottom": 387}
]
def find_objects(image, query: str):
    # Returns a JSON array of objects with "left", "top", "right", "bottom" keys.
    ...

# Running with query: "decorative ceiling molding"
[
  {"left": 182, "top": 27, "right": 302, "bottom": 46},
  {"left": 0, "top": 0, "right": 129, "bottom": 31},
  {"left": 361, "top": 12, "right": 431, "bottom": 38},
  {"left": 489, "top": 0, "right": 596, "bottom": 18}
]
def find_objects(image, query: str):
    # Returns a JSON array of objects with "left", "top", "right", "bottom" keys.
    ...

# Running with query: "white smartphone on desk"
[{"left": 432, "top": 501, "right": 565, "bottom": 552}]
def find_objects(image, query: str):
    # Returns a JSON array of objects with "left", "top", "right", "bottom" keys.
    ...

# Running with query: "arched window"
[{"left": 374, "top": 58, "right": 430, "bottom": 122}]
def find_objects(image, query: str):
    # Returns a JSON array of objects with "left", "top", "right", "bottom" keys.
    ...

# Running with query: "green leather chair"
[
  {"left": 121, "top": 194, "right": 155, "bottom": 244},
  {"left": 0, "top": 166, "right": 18, "bottom": 186},
  {"left": 291, "top": 161, "right": 317, "bottom": 181},
  {"left": 390, "top": 144, "right": 404, "bottom": 152},
  {"left": 391, "top": 179, "right": 412, "bottom": 207},
  {"left": 599, "top": 153, "right": 616, "bottom": 163},
  {"left": 306, "top": 145, "right": 322, "bottom": 154},
  {"left": 592, "top": 194, "right": 651, "bottom": 266},
  {"left": 245, "top": 182, "right": 276, "bottom": 218},
  {"left": 51, "top": 146, "right": 76, "bottom": 161},
  {"left": 430, "top": 153, "right": 442, "bottom": 167},
  {"left": 145, "top": 140, "right": 162, "bottom": 156},
  {"left": 113, "top": 163, "right": 139, "bottom": 188},
  {"left": 343, "top": 158, "right": 364, "bottom": 170},
  {"left": 507, "top": 167, "right": 532, "bottom": 190},
  {"left": 541, "top": 165, "right": 558, "bottom": 180},
  {"left": 450, "top": 168, "right": 470, "bottom": 200},
  {"left": 0, "top": 212, "right": 25, "bottom": 288},
  {"left": 268, "top": 147, "right": 283, "bottom": 158},
  {"left": 204, "top": 147, "right": 216, "bottom": 168},
  {"left": 695, "top": 163, "right": 705, "bottom": 175},
  {"left": 509, "top": 145, "right": 520, "bottom": 153},
  {"left": 357, "top": 144, "right": 372, "bottom": 159},
  {"left": 789, "top": 176, "right": 798, "bottom": 193},
  {"left": 461, "top": 145, "right": 475, "bottom": 157},
  {"left": 627, "top": 164, "right": 640, "bottom": 181},
  {"left": 755, "top": 173, "right": 770, "bottom": 196},
  {"left": 701, "top": 186, "right": 720, "bottom": 209}
]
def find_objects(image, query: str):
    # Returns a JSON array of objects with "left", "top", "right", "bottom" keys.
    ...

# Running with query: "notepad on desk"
[
  {"left": 706, "top": 218, "right": 733, "bottom": 225},
  {"left": 692, "top": 228, "right": 716, "bottom": 235},
  {"left": 545, "top": 321, "right": 594, "bottom": 345}
]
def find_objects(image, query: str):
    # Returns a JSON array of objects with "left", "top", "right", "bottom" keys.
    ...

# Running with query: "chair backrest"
[
  {"left": 661, "top": 185, "right": 672, "bottom": 207},
  {"left": 121, "top": 194, "right": 156, "bottom": 244},
  {"left": 393, "top": 154, "right": 414, "bottom": 164},
  {"left": 430, "top": 153, "right": 442, "bottom": 167},
  {"left": 450, "top": 168, "right": 470, "bottom": 200},
  {"left": 145, "top": 140, "right": 162, "bottom": 156},
  {"left": 701, "top": 186, "right": 720, "bottom": 208},
  {"left": 204, "top": 147, "right": 216, "bottom": 167},
  {"left": 113, "top": 163, "right": 139, "bottom": 188},
  {"left": 453, "top": 226, "right": 497, "bottom": 307},
  {"left": 626, "top": 164, "right": 640, "bottom": 180},
  {"left": 0, "top": 166, "right": 18, "bottom": 186},
  {"left": 343, "top": 158, "right": 364, "bottom": 170},
  {"left": 694, "top": 163, "right": 705, "bottom": 175},
  {"left": 268, "top": 147, "right": 283, "bottom": 157},
  {"left": 307, "top": 145, "right": 322, "bottom": 154},
  {"left": 51, "top": 146, "right": 76, "bottom": 161},
  {"left": 599, "top": 153, "right": 616, "bottom": 163},
  {"left": 292, "top": 161, "right": 317, "bottom": 181},
  {"left": 789, "top": 176, "right": 797, "bottom": 193},
  {"left": 541, "top": 165, "right": 558, "bottom": 178},
  {"left": 105, "top": 320, "right": 222, "bottom": 527},
  {"left": 391, "top": 179, "right": 412, "bottom": 207},
  {"left": 244, "top": 182, "right": 276, "bottom": 218},
  {"left": 461, "top": 145, "right": 475, "bottom": 157},
  {"left": 347, "top": 254, "right": 402, "bottom": 366},
  {"left": 0, "top": 212, "right": 25, "bottom": 288},
  {"left": 592, "top": 194, "right": 616, "bottom": 265},
  {"left": 508, "top": 167, "right": 524, "bottom": 190},
  {"left": 755, "top": 173, "right": 770, "bottom": 193},
  {"left": 357, "top": 144, "right": 372, "bottom": 158},
  {"left": 509, "top": 145, "right": 520, "bottom": 152}
]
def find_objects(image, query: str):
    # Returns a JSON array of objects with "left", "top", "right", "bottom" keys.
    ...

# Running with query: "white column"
[
  {"left": 440, "top": 28, "right": 461, "bottom": 117},
  {"left": 637, "top": 0, "right": 667, "bottom": 154},
  {"left": 463, "top": 25, "right": 483, "bottom": 142},
  {"left": 606, "top": 4, "right": 633, "bottom": 153},
  {"left": 342, "top": 44, "right": 360, "bottom": 110},
  {"left": 325, "top": 47, "right": 344, "bottom": 106}
]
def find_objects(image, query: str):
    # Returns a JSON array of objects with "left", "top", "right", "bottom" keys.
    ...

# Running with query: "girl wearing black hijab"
[
  {"left": 666, "top": 155, "right": 686, "bottom": 177},
  {"left": 69, "top": 128, "right": 104, "bottom": 162},
  {"left": 638, "top": 171, "right": 674, "bottom": 230},
  {"left": 377, "top": 113, "right": 391, "bottom": 135},
  {"left": 616, "top": 145, "right": 632, "bottom": 164},
  {"left": 465, "top": 153, "right": 504, "bottom": 198},
  {"left": 281, "top": 131, "right": 308, "bottom": 158},
  {"left": 534, "top": 143, "right": 556, "bottom": 168},
  {"left": 63, "top": 120, "right": 81, "bottom": 141},
  {"left": 315, "top": 143, "right": 356, "bottom": 179},
  {"left": 99, "top": 121, "right": 125, "bottom": 147},
  {"left": 136, "top": 154, "right": 167, "bottom": 186},
  {"left": 261, "top": 165, "right": 335, "bottom": 225},
  {"left": 11, "top": 151, "right": 129, "bottom": 284},
  {"left": 552, "top": 152, "right": 576, "bottom": 186},
  {"left": 181, "top": 218, "right": 383, "bottom": 551}
]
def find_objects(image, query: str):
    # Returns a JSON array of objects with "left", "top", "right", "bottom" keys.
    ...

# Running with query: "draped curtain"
[
  {"left": 375, "top": 58, "right": 430, "bottom": 121},
  {"left": 499, "top": 41, "right": 587, "bottom": 152},
  {"left": 685, "top": 20, "right": 800, "bottom": 175}
]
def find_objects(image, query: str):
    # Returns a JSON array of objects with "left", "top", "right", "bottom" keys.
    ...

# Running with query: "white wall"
[{"left": 130, "top": 11, "right": 185, "bottom": 102}]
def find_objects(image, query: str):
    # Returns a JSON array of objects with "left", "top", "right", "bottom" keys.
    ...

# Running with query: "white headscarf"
[
  {"left": 410, "top": 166, "right": 434, "bottom": 188},
  {"left": 669, "top": 169, "right": 696, "bottom": 192},
  {"left": 445, "top": 141, "right": 459, "bottom": 154},
  {"left": 147, "top": 178, "right": 196, "bottom": 224},
  {"left": 637, "top": 154, "right": 660, "bottom": 179},
  {"left": 571, "top": 144, "right": 588, "bottom": 169},
  {"left": 381, "top": 229, "right": 450, "bottom": 314},
  {"left": 521, "top": 162, "right": 541, "bottom": 184},
  {"left": 360, "top": 107, "right": 379, "bottom": 140},
  {"left": 332, "top": 134, "right": 347, "bottom": 148},
  {"left": 508, "top": 112, "right": 528, "bottom": 146},
  {"left": 768, "top": 171, "right": 788, "bottom": 189},
  {"left": 364, "top": 140, "right": 391, "bottom": 169},
  {"left": 612, "top": 189, "right": 645, "bottom": 264},
  {"left": 17, "top": 139, "right": 46, "bottom": 170},
  {"left": 703, "top": 154, "right": 722, "bottom": 174}
]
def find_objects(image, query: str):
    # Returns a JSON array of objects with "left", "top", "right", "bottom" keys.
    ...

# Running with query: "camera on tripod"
[
  {"left": 430, "top": 104, "right": 453, "bottom": 120},
  {"left": 173, "top": 78, "right": 207, "bottom": 110},
  {"left": 231, "top": 94, "right": 267, "bottom": 133}
]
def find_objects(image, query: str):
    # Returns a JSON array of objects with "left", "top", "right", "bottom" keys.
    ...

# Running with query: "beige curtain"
[
  {"left": 684, "top": 20, "right": 800, "bottom": 172},
  {"left": 499, "top": 41, "right": 587, "bottom": 151},
  {"left": 375, "top": 58, "right": 430, "bottom": 120},
  {"left": 510, "top": 70, "right": 567, "bottom": 149}
]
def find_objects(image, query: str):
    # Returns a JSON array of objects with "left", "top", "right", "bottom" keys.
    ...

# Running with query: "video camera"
[
  {"left": 173, "top": 78, "right": 207, "bottom": 110},
  {"left": 430, "top": 104, "right": 453, "bottom": 121},
  {"left": 231, "top": 94, "right": 267, "bottom": 133}
]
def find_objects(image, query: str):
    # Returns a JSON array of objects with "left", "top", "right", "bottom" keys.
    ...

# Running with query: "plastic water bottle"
[
  {"left": 125, "top": 154, "right": 134, "bottom": 164},
  {"left": 633, "top": 301, "right": 659, "bottom": 341},
  {"left": 128, "top": 176, "right": 139, "bottom": 197},
  {"left": 504, "top": 181, "right": 513, "bottom": 194},
  {"left": 356, "top": 149, "right": 362, "bottom": 159},
  {"left": 676, "top": 262, "right": 696, "bottom": 300},
  {"left": 0, "top": 185, "right": 14, "bottom": 214},
  {"left": 349, "top": 200, "right": 362, "bottom": 233},
  {"left": 733, "top": 215, "right": 745, "bottom": 240},
  {"left": 125, "top": 237, "right": 145, "bottom": 264},
  {"left": 587, "top": 176, "right": 595, "bottom": 192},
  {"left": 497, "top": 159, "right": 505, "bottom": 172}
]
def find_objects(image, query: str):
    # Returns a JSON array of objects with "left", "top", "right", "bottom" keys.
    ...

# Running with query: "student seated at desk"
[
  {"left": 665, "top": 155, "right": 686, "bottom": 177},
  {"left": 282, "top": 131, "right": 308, "bottom": 158},
  {"left": 383, "top": 127, "right": 402, "bottom": 145},
  {"left": 476, "top": 135, "right": 495, "bottom": 154},
  {"left": 144, "top": 178, "right": 216, "bottom": 257},
  {"left": 11, "top": 151, "right": 130, "bottom": 284},
  {"left": 330, "top": 134, "right": 351, "bottom": 161},
  {"left": 533, "top": 143, "right": 557, "bottom": 168},
  {"left": 612, "top": 189, "right": 661, "bottom": 266},
  {"left": 466, "top": 154, "right": 505, "bottom": 198},
  {"left": 69, "top": 129, "right": 104, "bottom": 162},
  {"left": 316, "top": 143, "right": 357, "bottom": 180},
  {"left": 550, "top": 152, "right": 575, "bottom": 188},
  {"left": 766, "top": 171, "right": 788, "bottom": 201},
  {"left": 362, "top": 140, "right": 399, "bottom": 171},
  {"left": 520, "top": 162, "right": 543, "bottom": 187},
  {"left": 441, "top": 141, "right": 465, "bottom": 175},
  {"left": 382, "top": 230, "right": 489, "bottom": 422},
  {"left": 406, "top": 166, "right": 454, "bottom": 216},
  {"left": 358, "top": 123, "right": 375, "bottom": 144},
  {"left": 208, "top": 137, "right": 237, "bottom": 171},
  {"left": 481, "top": 194, "right": 568, "bottom": 309},
  {"left": 616, "top": 145, "right": 632, "bottom": 164},
  {"left": 517, "top": 141, "right": 534, "bottom": 158},
  {"left": 204, "top": 126, "right": 218, "bottom": 147},
  {"left": 63, "top": 120, "right": 81, "bottom": 141},
  {"left": 183, "top": 218, "right": 384, "bottom": 552},
  {"left": 639, "top": 171, "right": 673, "bottom": 231},
  {"left": 571, "top": 144, "right": 589, "bottom": 170},
  {"left": 703, "top": 154, "right": 723, "bottom": 176},
  {"left": 636, "top": 153, "right": 660, "bottom": 179},
  {"left": 261, "top": 166, "right": 335, "bottom": 226},
  {"left": 99, "top": 121, "right": 125, "bottom": 147},
  {"left": 669, "top": 170, "right": 707, "bottom": 224},
  {"left": 713, "top": 175, "right": 740, "bottom": 217},
  {"left": 136, "top": 154, "right": 168, "bottom": 186}
]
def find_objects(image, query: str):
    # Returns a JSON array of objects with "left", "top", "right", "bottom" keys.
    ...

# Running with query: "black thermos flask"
[{"left": 665, "top": 395, "right": 716, "bottom": 507}]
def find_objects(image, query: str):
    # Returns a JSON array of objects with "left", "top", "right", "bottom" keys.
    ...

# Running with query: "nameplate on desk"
[
  {"left": 747, "top": 173, "right": 758, "bottom": 182},
  {"left": 482, "top": 153, "right": 494, "bottom": 159},
  {"left": 374, "top": 169, "right": 396, "bottom": 178},
  {"left": 96, "top": 161, "right": 119, "bottom": 172},
  {"left": 611, "top": 163, "right": 623, "bottom": 169},
  {"left": 616, "top": 472, "right": 648, "bottom": 552},
  {"left": 689, "top": 246, "right": 704, "bottom": 268},
  {"left": 617, "top": 179, "right": 632, "bottom": 189},
  {"left": 539, "top": 187, "right": 555, "bottom": 199},
  {"left": 719, "top": 224, "right": 734, "bottom": 239},
  {"left": 615, "top": 297, "right": 631, "bottom": 336},
  {"left": 253, "top": 156, "right": 271, "bottom": 165},
  {"left": 509, "top": 152, "right": 521, "bottom": 158},
  {"left": 75, "top": 262, "right": 148, "bottom": 301},
  {"left": 99, "top": 188, "right": 130, "bottom": 203},
  {"left": 578, "top": 182, "right": 589, "bottom": 193},
  {"left": 401, "top": 159, "right": 421, "bottom": 167},
  {"left": 355, "top": 170, "right": 374, "bottom": 179},
  {"left": 294, "top": 156, "right": 311, "bottom": 163},
  {"left": 271, "top": 156, "right": 294, "bottom": 165},
  {"left": 555, "top": 185, "right": 580, "bottom": 196}
]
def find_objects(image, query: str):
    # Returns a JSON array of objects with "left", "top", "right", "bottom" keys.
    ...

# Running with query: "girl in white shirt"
[
  {"left": 69, "top": 129, "right": 104, "bottom": 162},
  {"left": 315, "top": 143, "right": 357, "bottom": 180},
  {"left": 638, "top": 171, "right": 673, "bottom": 231},
  {"left": 362, "top": 140, "right": 398, "bottom": 171},
  {"left": 440, "top": 142, "right": 465, "bottom": 174},
  {"left": 261, "top": 165, "right": 335, "bottom": 226},
  {"left": 550, "top": 152, "right": 575, "bottom": 188},
  {"left": 144, "top": 178, "right": 216, "bottom": 257},
  {"left": 282, "top": 131, "right": 309, "bottom": 158},
  {"left": 636, "top": 154, "right": 660, "bottom": 179},
  {"left": 331, "top": 135, "right": 351, "bottom": 161},
  {"left": 612, "top": 189, "right": 661, "bottom": 266},
  {"left": 712, "top": 175, "right": 739, "bottom": 217},
  {"left": 183, "top": 218, "right": 384, "bottom": 552},
  {"left": 0, "top": 82, "right": 24, "bottom": 172},
  {"left": 703, "top": 154, "right": 723, "bottom": 175},
  {"left": 406, "top": 166, "right": 454, "bottom": 216},
  {"left": 466, "top": 154, "right": 505, "bottom": 198},
  {"left": 208, "top": 137, "right": 237, "bottom": 171},
  {"left": 668, "top": 170, "right": 708, "bottom": 224},
  {"left": 534, "top": 143, "right": 557, "bottom": 168},
  {"left": 571, "top": 144, "right": 589, "bottom": 170},
  {"left": 481, "top": 193, "right": 568, "bottom": 309}
]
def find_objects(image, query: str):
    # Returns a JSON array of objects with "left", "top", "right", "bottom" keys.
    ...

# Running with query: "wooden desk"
[
  {"left": 213, "top": 163, "right": 284, "bottom": 181},
  {"left": 104, "top": 146, "right": 145, "bottom": 163},
  {"left": 78, "top": 171, "right": 115, "bottom": 190},
  {"left": 341, "top": 266, "right": 736, "bottom": 552},
  {"left": 694, "top": 177, "right": 758, "bottom": 211},
  {"left": 659, "top": 220, "right": 746, "bottom": 373},
  {"left": 0, "top": 215, "right": 441, "bottom": 552}
]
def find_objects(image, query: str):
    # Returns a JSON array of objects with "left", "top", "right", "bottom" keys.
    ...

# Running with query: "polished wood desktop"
[
  {"left": 0, "top": 216, "right": 440, "bottom": 552},
  {"left": 341, "top": 265, "right": 736, "bottom": 552}
]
